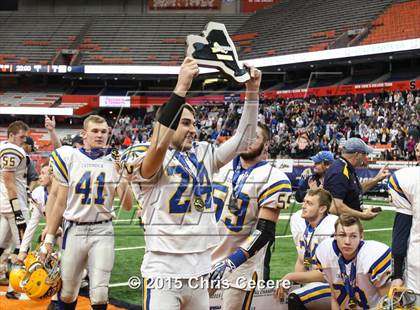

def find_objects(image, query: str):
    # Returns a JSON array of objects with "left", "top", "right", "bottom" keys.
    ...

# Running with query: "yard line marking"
[
  {"left": 38, "top": 213, "right": 302, "bottom": 227},
  {"left": 109, "top": 227, "right": 393, "bottom": 287},
  {"left": 112, "top": 227, "right": 392, "bottom": 252},
  {"left": 115, "top": 246, "right": 145, "bottom": 251},
  {"left": 109, "top": 282, "right": 129, "bottom": 288}
]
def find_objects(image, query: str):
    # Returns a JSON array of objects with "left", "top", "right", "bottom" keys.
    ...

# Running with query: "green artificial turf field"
[{"left": 101, "top": 198, "right": 394, "bottom": 306}]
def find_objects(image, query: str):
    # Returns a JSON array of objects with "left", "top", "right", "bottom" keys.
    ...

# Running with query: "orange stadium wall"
[
  {"left": 241, "top": 0, "right": 280, "bottom": 13},
  {"left": 270, "top": 79, "right": 420, "bottom": 99},
  {"left": 18, "top": 0, "right": 240, "bottom": 14},
  {"left": 148, "top": 0, "right": 221, "bottom": 10},
  {"left": 61, "top": 95, "right": 99, "bottom": 115},
  {"left": 17, "top": 0, "right": 143, "bottom": 14}
]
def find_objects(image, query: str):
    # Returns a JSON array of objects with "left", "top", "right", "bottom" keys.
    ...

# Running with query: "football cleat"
[{"left": 186, "top": 22, "right": 250, "bottom": 84}]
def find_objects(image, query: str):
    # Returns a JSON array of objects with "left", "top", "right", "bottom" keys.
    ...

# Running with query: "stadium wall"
[
  {"left": 18, "top": 0, "right": 143, "bottom": 14},
  {"left": 17, "top": 0, "right": 240, "bottom": 14}
]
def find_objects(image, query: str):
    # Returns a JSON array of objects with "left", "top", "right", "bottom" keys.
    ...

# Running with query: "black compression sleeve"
[
  {"left": 157, "top": 93, "right": 185, "bottom": 130},
  {"left": 244, "top": 218, "right": 276, "bottom": 257},
  {"left": 392, "top": 212, "right": 413, "bottom": 279}
]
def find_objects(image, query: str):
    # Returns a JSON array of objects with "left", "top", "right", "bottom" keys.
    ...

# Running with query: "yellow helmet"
[
  {"left": 24, "top": 252, "right": 38, "bottom": 269},
  {"left": 9, "top": 266, "right": 27, "bottom": 293},
  {"left": 20, "top": 251, "right": 62, "bottom": 300},
  {"left": 376, "top": 286, "right": 420, "bottom": 310}
]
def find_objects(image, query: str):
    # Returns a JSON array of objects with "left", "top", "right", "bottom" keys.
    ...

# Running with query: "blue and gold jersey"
[
  {"left": 387, "top": 166, "right": 420, "bottom": 294},
  {"left": 122, "top": 141, "right": 221, "bottom": 254},
  {"left": 211, "top": 157, "right": 292, "bottom": 289},
  {"left": 50, "top": 146, "right": 120, "bottom": 222},
  {"left": 388, "top": 167, "right": 419, "bottom": 216},
  {"left": 290, "top": 210, "right": 337, "bottom": 271},
  {"left": 316, "top": 238, "right": 391, "bottom": 309},
  {"left": 0, "top": 141, "right": 28, "bottom": 212},
  {"left": 324, "top": 157, "right": 363, "bottom": 211}
]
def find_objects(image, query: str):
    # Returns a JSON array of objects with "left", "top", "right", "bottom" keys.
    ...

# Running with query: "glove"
[
  {"left": 10, "top": 199, "right": 27, "bottom": 241},
  {"left": 209, "top": 259, "right": 236, "bottom": 282},
  {"left": 209, "top": 249, "right": 248, "bottom": 282}
]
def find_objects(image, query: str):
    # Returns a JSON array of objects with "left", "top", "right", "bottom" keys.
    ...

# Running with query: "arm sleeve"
[
  {"left": 19, "top": 207, "right": 42, "bottom": 253},
  {"left": 391, "top": 212, "right": 412, "bottom": 279},
  {"left": 290, "top": 212, "right": 304, "bottom": 255},
  {"left": 214, "top": 100, "right": 258, "bottom": 168},
  {"left": 314, "top": 245, "right": 325, "bottom": 273}
]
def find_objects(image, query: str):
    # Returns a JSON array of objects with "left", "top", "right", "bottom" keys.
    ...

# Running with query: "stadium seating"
[
  {"left": 0, "top": 1, "right": 417, "bottom": 65},
  {"left": 0, "top": 91, "right": 63, "bottom": 107},
  {"left": 0, "top": 127, "right": 51, "bottom": 150},
  {"left": 237, "top": 0, "right": 396, "bottom": 58},
  {"left": 0, "top": 13, "right": 248, "bottom": 65},
  {"left": 79, "top": 14, "right": 248, "bottom": 65},
  {"left": 0, "top": 14, "right": 90, "bottom": 64},
  {"left": 362, "top": 0, "right": 420, "bottom": 45}
]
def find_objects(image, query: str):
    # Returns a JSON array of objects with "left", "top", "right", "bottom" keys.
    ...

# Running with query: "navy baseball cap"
[
  {"left": 71, "top": 134, "right": 83, "bottom": 146},
  {"left": 23, "top": 136, "right": 36, "bottom": 152},
  {"left": 310, "top": 151, "right": 334, "bottom": 164},
  {"left": 343, "top": 137, "right": 373, "bottom": 154}
]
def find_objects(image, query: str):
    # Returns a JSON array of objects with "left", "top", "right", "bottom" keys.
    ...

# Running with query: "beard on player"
[{"left": 240, "top": 140, "right": 265, "bottom": 161}]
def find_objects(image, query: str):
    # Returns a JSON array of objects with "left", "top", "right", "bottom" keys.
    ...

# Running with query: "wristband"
[
  {"left": 9, "top": 198, "right": 22, "bottom": 212},
  {"left": 157, "top": 93, "right": 185, "bottom": 130},
  {"left": 227, "top": 248, "right": 247, "bottom": 269},
  {"left": 44, "top": 234, "right": 55, "bottom": 245}
]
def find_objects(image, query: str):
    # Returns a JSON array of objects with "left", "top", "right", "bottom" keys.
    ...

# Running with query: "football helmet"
[
  {"left": 9, "top": 266, "right": 26, "bottom": 293},
  {"left": 10, "top": 250, "right": 61, "bottom": 300},
  {"left": 376, "top": 286, "right": 419, "bottom": 310}
]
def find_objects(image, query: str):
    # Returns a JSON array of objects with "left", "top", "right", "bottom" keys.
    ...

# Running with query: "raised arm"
[
  {"left": 45, "top": 115, "right": 62, "bottom": 149},
  {"left": 214, "top": 66, "right": 261, "bottom": 170},
  {"left": 140, "top": 57, "right": 198, "bottom": 179}
]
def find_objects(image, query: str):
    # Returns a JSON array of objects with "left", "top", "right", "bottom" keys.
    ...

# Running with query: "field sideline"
[
  {"left": 20, "top": 198, "right": 393, "bottom": 306},
  {"left": 104, "top": 199, "right": 394, "bottom": 306}
]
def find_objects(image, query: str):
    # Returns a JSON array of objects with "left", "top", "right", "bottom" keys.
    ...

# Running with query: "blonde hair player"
[
  {"left": 275, "top": 188, "right": 337, "bottom": 309},
  {"left": 41, "top": 115, "right": 133, "bottom": 310}
]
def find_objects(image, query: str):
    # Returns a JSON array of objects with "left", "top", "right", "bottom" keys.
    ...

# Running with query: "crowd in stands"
[{"left": 103, "top": 90, "right": 420, "bottom": 161}]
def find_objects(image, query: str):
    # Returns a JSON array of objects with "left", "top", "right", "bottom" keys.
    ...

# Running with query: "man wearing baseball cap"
[
  {"left": 22, "top": 136, "right": 39, "bottom": 191},
  {"left": 323, "top": 138, "right": 389, "bottom": 220},
  {"left": 295, "top": 151, "right": 334, "bottom": 203}
]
